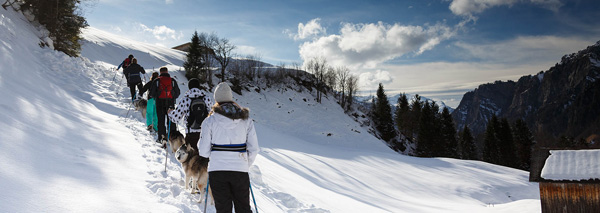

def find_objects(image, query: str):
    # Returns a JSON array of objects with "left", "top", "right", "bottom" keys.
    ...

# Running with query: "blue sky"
[{"left": 84, "top": 0, "right": 600, "bottom": 107}]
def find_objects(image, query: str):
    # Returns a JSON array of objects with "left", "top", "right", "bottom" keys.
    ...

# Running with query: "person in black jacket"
[
  {"left": 140, "top": 72, "right": 159, "bottom": 132},
  {"left": 149, "top": 67, "right": 180, "bottom": 144},
  {"left": 123, "top": 58, "right": 146, "bottom": 102}
]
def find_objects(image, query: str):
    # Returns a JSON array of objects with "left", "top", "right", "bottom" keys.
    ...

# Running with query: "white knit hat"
[{"left": 214, "top": 82, "right": 233, "bottom": 103}]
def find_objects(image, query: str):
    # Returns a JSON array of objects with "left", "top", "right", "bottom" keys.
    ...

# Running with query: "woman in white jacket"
[{"left": 198, "top": 82, "right": 259, "bottom": 213}]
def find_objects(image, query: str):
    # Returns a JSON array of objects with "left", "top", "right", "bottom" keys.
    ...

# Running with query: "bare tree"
[
  {"left": 254, "top": 54, "right": 264, "bottom": 81},
  {"left": 305, "top": 56, "right": 327, "bottom": 103},
  {"left": 324, "top": 66, "right": 338, "bottom": 92},
  {"left": 275, "top": 62, "right": 287, "bottom": 83},
  {"left": 336, "top": 66, "right": 350, "bottom": 109},
  {"left": 214, "top": 37, "right": 236, "bottom": 83},
  {"left": 346, "top": 74, "right": 359, "bottom": 110},
  {"left": 198, "top": 32, "right": 217, "bottom": 86},
  {"left": 290, "top": 62, "right": 301, "bottom": 78},
  {"left": 2, "top": 0, "right": 19, "bottom": 9},
  {"left": 229, "top": 56, "right": 243, "bottom": 79},
  {"left": 244, "top": 53, "right": 263, "bottom": 82}
]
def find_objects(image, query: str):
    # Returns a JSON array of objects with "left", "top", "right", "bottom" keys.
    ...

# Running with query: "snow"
[
  {"left": 0, "top": 7, "right": 541, "bottom": 212},
  {"left": 536, "top": 73, "right": 544, "bottom": 82},
  {"left": 541, "top": 150, "right": 600, "bottom": 181},
  {"left": 590, "top": 57, "right": 600, "bottom": 68}
]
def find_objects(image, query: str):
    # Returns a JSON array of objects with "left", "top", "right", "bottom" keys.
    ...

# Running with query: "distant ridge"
[{"left": 452, "top": 41, "right": 600, "bottom": 145}]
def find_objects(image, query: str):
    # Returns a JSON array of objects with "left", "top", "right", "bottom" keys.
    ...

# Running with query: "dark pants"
[
  {"left": 156, "top": 99, "right": 175, "bottom": 141},
  {"left": 209, "top": 171, "right": 252, "bottom": 213},
  {"left": 129, "top": 82, "right": 143, "bottom": 101},
  {"left": 185, "top": 132, "right": 200, "bottom": 149}
]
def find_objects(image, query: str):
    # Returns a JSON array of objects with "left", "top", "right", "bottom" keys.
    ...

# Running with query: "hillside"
[
  {"left": 0, "top": 7, "right": 541, "bottom": 212},
  {"left": 452, "top": 42, "right": 600, "bottom": 145}
]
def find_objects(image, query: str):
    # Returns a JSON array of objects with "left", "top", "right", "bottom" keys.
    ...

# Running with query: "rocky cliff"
[{"left": 452, "top": 41, "right": 600, "bottom": 145}]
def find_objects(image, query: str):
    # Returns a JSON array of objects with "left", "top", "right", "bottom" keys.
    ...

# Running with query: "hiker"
[
  {"left": 167, "top": 78, "right": 212, "bottom": 148},
  {"left": 197, "top": 82, "right": 259, "bottom": 213},
  {"left": 149, "top": 67, "right": 180, "bottom": 144},
  {"left": 117, "top": 54, "right": 134, "bottom": 71},
  {"left": 123, "top": 58, "right": 146, "bottom": 101},
  {"left": 140, "top": 72, "right": 160, "bottom": 132}
]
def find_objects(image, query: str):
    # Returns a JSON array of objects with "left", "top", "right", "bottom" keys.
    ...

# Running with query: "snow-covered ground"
[{"left": 0, "top": 7, "right": 541, "bottom": 212}]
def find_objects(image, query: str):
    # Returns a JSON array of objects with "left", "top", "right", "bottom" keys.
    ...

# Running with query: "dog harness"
[{"left": 211, "top": 143, "right": 247, "bottom": 152}]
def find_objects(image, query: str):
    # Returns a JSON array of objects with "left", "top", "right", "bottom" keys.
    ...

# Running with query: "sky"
[
  {"left": 0, "top": 6, "right": 542, "bottom": 211},
  {"left": 83, "top": 0, "right": 600, "bottom": 107}
]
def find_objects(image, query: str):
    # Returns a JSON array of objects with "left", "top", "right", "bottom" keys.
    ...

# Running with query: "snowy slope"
[{"left": 0, "top": 7, "right": 541, "bottom": 213}]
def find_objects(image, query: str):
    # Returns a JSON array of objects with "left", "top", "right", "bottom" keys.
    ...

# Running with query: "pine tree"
[
  {"left": 440, "top": 107, "right": 458, "bottom": 158},
  {"left": 429, "top": 101, "right": 444, "bottom": 156},
  {"left": 183, "top": 31, "right": 204, "bottom": 80},
  {"left": 483, "top": 115, "right": 501, "bottom": 164},
  {"left": 513, "top": 119, "right": 533, "bottom": 170},
  {"left": 407, "top": 94, "right": 423, "bottom": 140},
  {"left": 394, "top": 93, "right": 410, "bottom": 137},
  {"left": 497, "top": 118, "right": 516, "bottom": 167},
  {"left": 372, "top": 83, "right": 396, "bottom": 142},
  {"left": 458, "top": 125, "right": 477, "bottom": 160},
  {"left": 416, "top": 101, "right": 436, "bottom": 157}
]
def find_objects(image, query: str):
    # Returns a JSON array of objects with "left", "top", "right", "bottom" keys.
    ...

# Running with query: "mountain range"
[{"left": 452, "top": 41, "right": 600, "bottom": 146}]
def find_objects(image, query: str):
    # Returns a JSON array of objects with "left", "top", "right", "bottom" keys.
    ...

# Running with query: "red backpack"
[
  {"left": 158, "top": 76, "right": 173, "bottom": 99},
  {"left": 123, "top": 58, "right": 131, "bottom": 68}
]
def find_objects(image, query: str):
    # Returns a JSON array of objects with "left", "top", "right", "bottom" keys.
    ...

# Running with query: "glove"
[{"left": 199, "top": 156, "right": 209, "bottom": 165}]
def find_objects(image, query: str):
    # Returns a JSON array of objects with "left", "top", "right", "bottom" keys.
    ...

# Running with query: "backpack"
[
  {"left": 187, "top": 97, "right": 208, "bottom": 130},
  {"left": 158, "top": 76, "right": 173, "bottom": 99},
  {"left": 123, "top": 58, "right": 131, "bottom": 68}
]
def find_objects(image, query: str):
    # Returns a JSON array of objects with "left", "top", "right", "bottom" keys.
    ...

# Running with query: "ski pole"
[
  {"left": 164, "top": 114, "right": 170, "bottom": 173},
  {"left": 116, "top": 74, "right": 124, "bottom": 95},
  {"left": 108, "top": 68, "right": 119, "bottom": 90},
  {"left": 203, "top": 177, "right": 209, "bottom": 212},
  {"left": 111, "top": 69, "right": 118, "bottom": 83},
  {"left": 250, "top": 181, "right": 258, "bottom": 213},
  {"left": 125, "top": 102, "right": 133, "bottom": 118}
]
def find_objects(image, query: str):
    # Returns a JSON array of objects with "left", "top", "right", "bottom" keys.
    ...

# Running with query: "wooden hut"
[{"left": 530, "top": 148, "right": 600, "bottom": 213}]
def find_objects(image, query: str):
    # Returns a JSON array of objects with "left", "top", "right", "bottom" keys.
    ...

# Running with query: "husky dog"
[
  {"left": 133, "top": 98, "right": 147, "bottom": 119},
  {"left": 168, "top": 129, "right": 185, "bottom": 153},
  {"left": 176, "top": 143, "right": 213, "bottom": 203}
]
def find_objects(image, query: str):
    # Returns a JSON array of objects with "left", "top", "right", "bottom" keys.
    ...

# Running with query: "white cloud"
[
  {"left": 299, "top": 21, "right": 454, "bottom": 70},
  {"left": 110, "top": 26, "right": 122, "bottom": 33},
  {"left": 236, "top": 45, "right": 258, "bottom": 56},
  {"left": 165, "top": 0, "right": 174, "bottom": 4},
  {"left": 358, "top": 70, "right": 394, "bottom": 90},
  {"left": 530, "top": 0, "right": 563, "bottom": 12},
  {"left": 290, "top": 18, "right": 326, "bottom": 41},
  {"left": 449, "top": 0, "right": 563, "bottom": 17},
  {"left": 375, "top": 61, "right": 553, "bottom": 108},
  {"left": 138, "top": 24, "right": 182, "bottom": 41},
  {"left": 454, "top": 36, "right": 594, "bottom": 64},
  {"left": 367, "top": 36, "right": 595, "bottom": 107}
]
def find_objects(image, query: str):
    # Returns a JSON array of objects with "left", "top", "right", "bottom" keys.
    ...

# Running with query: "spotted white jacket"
[{"left": 168, "top": 88, "right": 212, "bottom": 133}]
